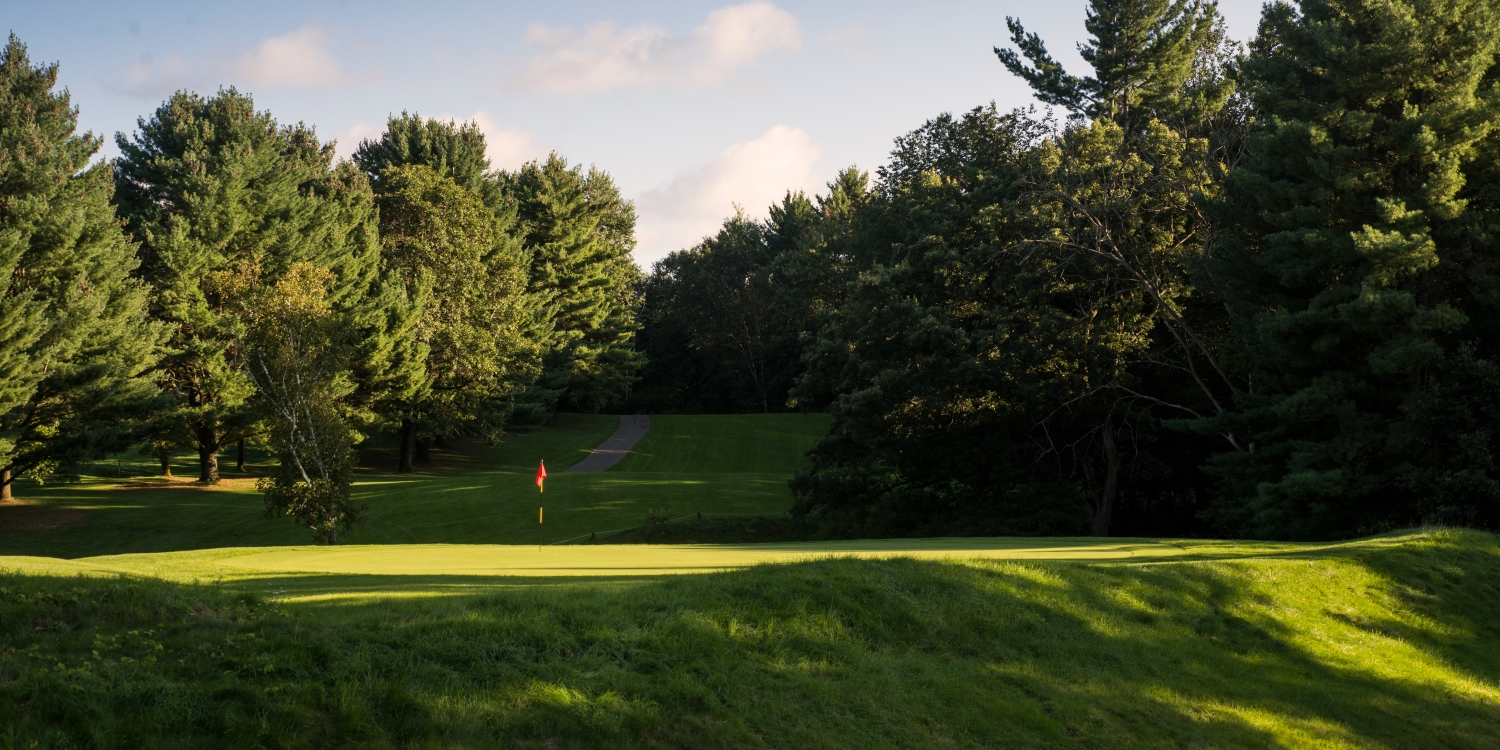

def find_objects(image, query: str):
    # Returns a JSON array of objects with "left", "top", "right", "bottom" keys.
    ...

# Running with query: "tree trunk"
[
  {"left": 415, "top": 439, "right": 431, "bottom": 463},
  {"left": 1, "top": 468, "right": 11, "bottom": 502},
  {"left": 157, "top": 447, "right": 172, "bottom": 477},
  {"left": 196, "top": 425, "right": 220, "bottom": 484},
  {"left": 328, "top": 526, "right": 339, "bottom": 545},
  {"left": 398, "top": 419, "right": 416, "bottom": 473},
  {"left": 236, "top": 439, "right": 246, "bottom": 472},
  {"left": 1091, "top": 417, "right": 1121, "bottom": 537}
]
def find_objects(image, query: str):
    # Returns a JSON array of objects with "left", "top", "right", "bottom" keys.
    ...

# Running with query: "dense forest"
[
  {"left": 4, "top": 0, "right": 1500, "bottom": 543},
  {"left": 635, "top": 0, "right": 1500, "bottom": 540},
  {"left": 0, "top": 35, "right": 642, "bottom": 542}
]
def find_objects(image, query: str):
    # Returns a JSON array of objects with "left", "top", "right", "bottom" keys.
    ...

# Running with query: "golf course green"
[
  {"left": 3, "top": 414, "right": 1499, "bottom": 748},
  {"left": 0, "top": 413, "right": 831, "bottom": 557}
]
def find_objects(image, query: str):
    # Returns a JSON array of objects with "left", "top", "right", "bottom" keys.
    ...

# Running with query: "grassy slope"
[
  {"left": 1, "top": 530, "right": 1498, "bottom": 748},
  {"left": 0, "top": 414, "right": 830, "bottom": 557}
]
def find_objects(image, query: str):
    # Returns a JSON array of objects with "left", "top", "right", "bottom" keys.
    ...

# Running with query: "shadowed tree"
[
  {"left": 0, "top": 35, "right": 165, "bottom": 500},
  {"left": 114, "top": 89, "right": 382, "bottom": 484}
]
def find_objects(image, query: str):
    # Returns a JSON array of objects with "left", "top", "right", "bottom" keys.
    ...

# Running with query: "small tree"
[{"left": 220, "top": 261, "right": 361, "bottom": 544}]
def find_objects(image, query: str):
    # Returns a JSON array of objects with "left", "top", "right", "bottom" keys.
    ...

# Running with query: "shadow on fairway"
[{"left": 2, "top": 530, "right": 1497, "bottom": 748}]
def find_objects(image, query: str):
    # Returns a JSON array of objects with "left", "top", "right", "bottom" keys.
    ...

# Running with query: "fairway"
[{"left": 0, "top": 413, "right": 831, "bottom": 557}]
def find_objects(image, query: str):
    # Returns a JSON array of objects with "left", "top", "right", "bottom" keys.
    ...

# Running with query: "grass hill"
[
  {"left": 3, "top": 415, "right": 1499, "bottom": 747},
  {"left": 0, "top": 413, "right": 831, "bottom": 558},
  {"left": 1, "top": 530, "right": 1498, "bottom": 747}
]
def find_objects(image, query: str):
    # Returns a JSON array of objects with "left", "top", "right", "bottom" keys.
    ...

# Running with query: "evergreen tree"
[
  {"left": 997, "top": 0, "right": 1232, "bottom": 132},
  {"left": 114, "top": 89, "right": 381, "bottom": 483},
  {"left": 373, "top": 165, "right": 543, "bottom": 471},
  {"left": 0, "top": 35, "right": 164, "bottom": 500},
  {"left": 503, "top": 155, "right": 644, "bottom": 415},
  {"left": 352, "top": 113, "right": 492, "bottom": 198},
  {"left": 634, "top": 169, "right": 870, "bottom": 414},
  {"left": 1196, "top": 0, "right": 1500, "bottom": 537}
]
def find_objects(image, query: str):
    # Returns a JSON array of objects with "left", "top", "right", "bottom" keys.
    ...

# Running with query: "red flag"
[{"left": 535, "top": 461, "right": 546, "bottom": 492}]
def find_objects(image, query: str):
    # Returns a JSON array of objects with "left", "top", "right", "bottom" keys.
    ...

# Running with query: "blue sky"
[{"left": 10, "top": 0, "right": 1265, "bottom": 266}]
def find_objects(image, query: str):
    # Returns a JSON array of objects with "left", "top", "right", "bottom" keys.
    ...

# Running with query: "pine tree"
[
  {"left": 503, "top": 155, "right": 644, "bottom": 415},
  {"left": 0, "top": 35, "right": 165, "bottom": 500},
  {"left": 114, "top": 89, "right": 381, "bottom": 483},
  {"left": 1198, "top": 0, "right": 1500, "bottom": 537},
  {"left": 352, "top": 113, "right": 492, "bottom": 197},
  {"left": 997, "top": 0, "right": 1232, "bottom": 132},
  {"left": 373, "top": 165, "right": 543, "bottom": 471}
]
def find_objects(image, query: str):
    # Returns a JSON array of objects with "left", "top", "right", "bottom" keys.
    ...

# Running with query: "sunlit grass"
[{"left": 2, "top": 529, "right": 1497, "bottom": 748}]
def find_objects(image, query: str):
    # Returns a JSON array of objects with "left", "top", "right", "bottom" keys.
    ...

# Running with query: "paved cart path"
[{"left": 564, "top": 415, "right": 650, "bottom": 472}]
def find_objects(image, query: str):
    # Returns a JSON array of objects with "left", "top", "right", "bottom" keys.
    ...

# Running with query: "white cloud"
[
  {"left": 516, "top": 1, "right": 801, "bottom": 95},
  {"left": 332, "top": 121, "right": 382, "bottom": 161},
  {"left": 111, "top": 25, "right": 360, "bottom": 99},
  {"left": 235, "top": 25, "right": 348, "bottom": 89},
  {"left": 634, "top": 124, "right": 822, "bottom": 266},
  {"left": 465, "top": 112, "right": 550, "bottom": 171}
]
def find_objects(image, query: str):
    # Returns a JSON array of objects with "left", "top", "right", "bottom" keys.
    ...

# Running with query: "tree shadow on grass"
[{"left": 2, "top": 530, "right": 1498, "bottom": 748}]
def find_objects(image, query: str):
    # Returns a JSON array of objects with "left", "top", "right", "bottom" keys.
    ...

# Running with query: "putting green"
[{"left": 0, "top": 534, "right": 1369, "bottom": 603}]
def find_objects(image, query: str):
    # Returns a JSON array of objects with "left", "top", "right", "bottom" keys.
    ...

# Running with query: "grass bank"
[{"left": 2, "top": 529, "right": 1498, "bottom": 748}]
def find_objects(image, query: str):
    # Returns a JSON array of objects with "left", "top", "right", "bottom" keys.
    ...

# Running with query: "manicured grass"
[
  {"left": 2, "top": 530, "right": 1498, "bottom": 747},
  {"left": 0, "top": 413, "right": 831, "bottom": 557}
]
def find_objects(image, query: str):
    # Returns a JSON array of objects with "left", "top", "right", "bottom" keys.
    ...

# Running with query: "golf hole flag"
[{"left": 535, "top": 461, "right": 546, "bottom": 493}]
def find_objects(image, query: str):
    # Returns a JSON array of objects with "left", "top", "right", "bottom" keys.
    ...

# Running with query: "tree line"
[
  {"left": 633, "top": 0, "right": 1500, "bottom": 540},
  {"left": 0, "top": 35, "right": 641, "bottom": 542}
]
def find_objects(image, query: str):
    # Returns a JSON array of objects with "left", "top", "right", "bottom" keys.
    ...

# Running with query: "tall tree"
[
  {"left": 0, "top": 35, "right": 164, "bottom": 500},
  {"left": 352, "top": 113, "right": 493, "bottom": 198},
  {"left": 217, "top": 261, "right": 362, "bottom": 543},
  {"left": 635, "top": 169, "right": 870, "bottom": 414},
  {"left": 1195, "top": 0, "right": 1500, "bottom": 537},
  {"left": 373, "top": 164, "right": 543, "bottom": 471},
  {"left": 997, "top": 0, "right": 1232, "bottom": 132},
  {"left": 114, "top": 89, "right": 381, "bottom": 483},
  {"left": 503, "top": 155, "right": 644, "bottom": 415}
]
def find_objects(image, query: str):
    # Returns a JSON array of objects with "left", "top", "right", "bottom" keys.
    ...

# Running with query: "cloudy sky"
[{"left": 10, "top": 0, "right": 1264, "bottom": 267}]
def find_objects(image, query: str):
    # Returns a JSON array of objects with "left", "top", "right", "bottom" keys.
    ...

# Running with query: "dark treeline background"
[{"left": 633, "top": 0, "right": 1500, "bottom": 541}]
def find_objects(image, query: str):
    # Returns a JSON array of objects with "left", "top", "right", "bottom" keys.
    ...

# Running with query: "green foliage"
[
  {"left": 1195, "top": 0, "right": 1500, "bottom": 537},
  {"left": 635, "top": 171, "right": 869, "bottom": 414},
  {"left": 372, "top": 164, "right": 544, "bottom": 467},
  {"left": 352, "top": 112, "right": 492, "bottom": 196},
  {"left": 219, "top": 262, "right": 363, "bottom": 544},
  {"left": 502, "top": 155, "right": 645, "bottom": 415},
  {"left": 114, "top": 88, "right": 381, "bottom": 484},
  {"left": 996, "top": 0, "right": 1233, "bottom": 130},
  {"left": 3, "top": 530, "right": 1498, "bottom": 747},
  {"left": 0, "top": 35, "right": 164, "bottom": 496}
]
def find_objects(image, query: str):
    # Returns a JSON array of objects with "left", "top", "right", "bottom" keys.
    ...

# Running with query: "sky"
[{"left": 10, "top": 0, "right": 1266, "bottom": 267}]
